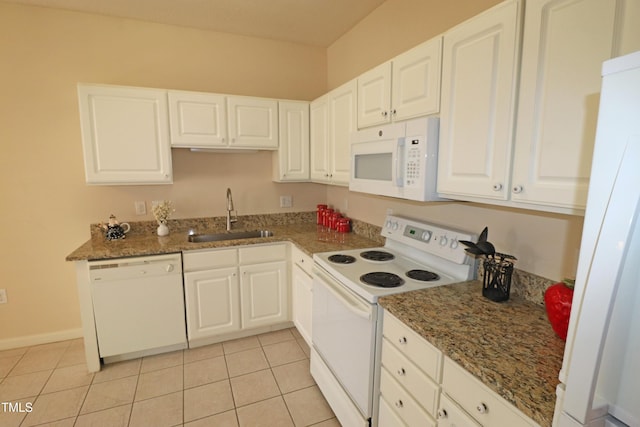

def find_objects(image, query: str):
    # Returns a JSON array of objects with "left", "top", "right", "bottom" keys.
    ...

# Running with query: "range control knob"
[
  {"left": 385, "top": 220, "right": 393, "bottom": 229},
  {"left": 421, "top": 231, "right": 432, "bottom": 242},
  {"left": 391, "top": 221, "right": 399, "bottom": 231},
  {"left": 439, "top": 236, "right": 449, "bottom": 247},
  {"left": 450, "top": 239, "right": 459, "bottom": 249}
]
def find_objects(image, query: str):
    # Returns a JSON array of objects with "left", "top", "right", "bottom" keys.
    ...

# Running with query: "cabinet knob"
[
  {"left": 437, "top": 409, "right": 448, "bottom": 419},
  {"left": 398, "top": 336, "right": 407, "bottom": 344},
  {"left": 391, "top": 109, "right": 397, "bottom": 116},
  {"left": 397, "top": 367, "right": 406, "bottom": 376},
  {"left": 382, "top": 111, "right": 388, "bottom": 117},
  {"left": 165, "top": 264, "right": 174, "bottom": 273},
  {"left": 477, "top": 402, "right": 488, "bottom": 414},
  {"left": 395, "top": 400, "right": 403, "bottom": 408},
  {"left": 513, "top": 185, "right": 523, "bottom": 194},
  {"left": 492, "top": 183, "right": 503, "bottom": 191}
]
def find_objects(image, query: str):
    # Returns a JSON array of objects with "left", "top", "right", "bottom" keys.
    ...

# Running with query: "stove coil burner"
[
  {"left": 328, "top": 254, "right": 357, "bottom": 264},
  {"left": 406, "top": 269, "right": 440, "bottom": 282},
  {"left": 360, "top": 250, "right": 395, "bottom": 262},
  {"left": 360, "top": 272, "right": 405, "bottom": 288}
]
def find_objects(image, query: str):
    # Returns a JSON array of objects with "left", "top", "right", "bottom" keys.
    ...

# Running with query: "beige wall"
[
  {"left": 325, "top": 0, "right": 585, "bottom": 281},
  {"left": 0, "top": 2, "right": 327, "bottom": 345}
]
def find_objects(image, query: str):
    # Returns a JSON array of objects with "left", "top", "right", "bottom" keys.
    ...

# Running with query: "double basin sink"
[{"left": 188, "top": 230, "right": 274, "bottom": 243}]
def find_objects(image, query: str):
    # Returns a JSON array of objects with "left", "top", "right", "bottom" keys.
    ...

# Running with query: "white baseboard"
[{"left": 0, "top": 328, "right": 84, "bottom": 351}]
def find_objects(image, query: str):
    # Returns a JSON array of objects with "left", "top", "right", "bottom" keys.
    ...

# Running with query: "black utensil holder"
[{"left": 482, "top": 258, "right": 514, "bottom": 302}]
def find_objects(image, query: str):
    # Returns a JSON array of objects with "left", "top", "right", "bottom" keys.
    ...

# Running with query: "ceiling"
[{"left": 3, "top": 0, "right": 387, "bottom": 47}]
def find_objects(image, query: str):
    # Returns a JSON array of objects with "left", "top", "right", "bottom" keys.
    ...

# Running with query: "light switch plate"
[
  {"left": 135, "top": 201, "right": 146, "bottom": 215},
  {"left": 0, "top": 289, "right": 7, "bottom": 304}
]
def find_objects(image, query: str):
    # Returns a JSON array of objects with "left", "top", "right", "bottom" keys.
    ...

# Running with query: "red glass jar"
[
  {"left": 322, "top": 208, "right": 334, "bottom": 227},
  {"left": 337, "top": 218, "right": 351, "bottom": 233},
  {"left": 316, "top": 204, "right": 327, "bottom": 225},
  {"left": 329, "top": 212, "right": 342, "bottom": 230}
]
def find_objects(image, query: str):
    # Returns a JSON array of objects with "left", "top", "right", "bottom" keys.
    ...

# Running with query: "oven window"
[{"left": 354, "top": 153, "right": 392, "bottom": 181}]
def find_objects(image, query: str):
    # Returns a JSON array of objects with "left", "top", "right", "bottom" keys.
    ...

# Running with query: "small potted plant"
[
  {"left": 152, "top": 200, "right": 174, "bottom": 236},
  {"left": 460, "top": 227, "right": 517, "bottom": 302}
]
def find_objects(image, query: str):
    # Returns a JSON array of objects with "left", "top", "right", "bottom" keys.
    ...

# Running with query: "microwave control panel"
[{"left": 405, "top": 136, "right": 424, "bottom": 187}]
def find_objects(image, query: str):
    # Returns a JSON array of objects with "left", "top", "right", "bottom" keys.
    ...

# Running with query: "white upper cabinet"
[
  {"left": 168, "top": 90, "right": 278, "bottom": 150},
  {"left": 510, "top": 0, "right": 624, "bottom": 212},
  {"left": 358, "top": 36, "right": 443, "bottom": 128},
  {"left": 310, "top": 79, "right": 357, "bottom": 186},
  {"left": 272, "top": 101, "right": 310, "bottom": 182},
  {"left": 437, "top": 0, "right": 522, "bottom": 200},
  {"left": 168, "top": 91, "right": 227, "bottom": 147},
  {"left": 310, "top": 94, "right": 329, "bottom": 182},
  {"left": 77, "top": 84, "right": 173, "bottom": 185},
  {"left": 227, "top": 96, "right": 278, "bottom": 149}
]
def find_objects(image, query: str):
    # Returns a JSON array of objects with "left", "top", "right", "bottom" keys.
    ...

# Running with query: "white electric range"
[{"left": 310, "top": 215, "right": 477, "bottom": 427}]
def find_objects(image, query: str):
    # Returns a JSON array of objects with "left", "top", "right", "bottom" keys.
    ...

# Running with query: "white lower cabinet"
[
  {"left": 183, "top": 267, "right": 240, "bottom": 340},
  {"left": 441, "top": 357, "right": 537, "bottom": 427},
  {"left": 379, "top": 310, "right": 538, "bottom": 427},
  {"left": 183, "top": 243, "right": 289, "bottom": 344},
  {"left": 379, "top": 311, "right": 441, "bottom": 426},
  {"left": 437, "top": 393, "right": 481, "bottom": 427},
  {"left": 291, "top": 245, "right": 313, "bottom": 346},
  {"left": 240, "top": 260, "right": 288, "bottom": 329}
]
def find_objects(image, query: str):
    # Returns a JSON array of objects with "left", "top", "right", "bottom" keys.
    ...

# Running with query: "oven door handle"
[{"left": 314, "top": 268, "right": 372, "bottom": 320}]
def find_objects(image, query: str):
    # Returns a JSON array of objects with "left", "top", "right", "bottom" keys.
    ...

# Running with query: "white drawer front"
[
  {"left": 381, "top": 337, "right": 440, "bottom": 416},
  {"left": 437, "top": 393, "right": 481, "bottom": 427},
  {"left": 291, "top": 244, "right": 313, "bottom": 276},
  {"left": 442, "top": 357, "right": 536, "bottom": 427},
  {"left": 380, "top": 367, "right": 436, "bottom": 427},
  {"left": 239, "top": 243, "right": 287, "bottom": 264},
  {"left": 183, "top": 248, "right": 238, "bottom": 271},
  {"left": 378, "top": 395, "right": 407, "bottom": 427},
  {"left": 383, "top": 311, "right": 442, "bottom": 382}
]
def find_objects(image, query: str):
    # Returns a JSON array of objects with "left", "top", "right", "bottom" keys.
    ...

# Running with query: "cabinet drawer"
[
  {"left": 291, "top": 244, "right": 313, "bottom": 276},
  {"left": 183, "top": 248, "right": 238, "bottom": 271},
  {"left": 239, "top": 243, "right": 287, "bottom": 265},
  {"left": 442, "top": 357, "right": 536, "bottom": 427},
  {"left": 438, "top": 393, "right": 481, "bottom": 427},
  {"left": 378, "top": 395, "right": 408, "bottom": 427},
  {"left": 380, "top": 367, "right": 436, "bottom": 427},
  {"left": 383, "top": 311, "right": 442, "bottom": 381},
  {"left": 381, "top": 337, "right": 439, "bottom": 416}
]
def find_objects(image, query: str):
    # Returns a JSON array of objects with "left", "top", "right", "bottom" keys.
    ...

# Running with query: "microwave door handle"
[{"left": 395, "top": 138, "right": 405, "bottom": 187}]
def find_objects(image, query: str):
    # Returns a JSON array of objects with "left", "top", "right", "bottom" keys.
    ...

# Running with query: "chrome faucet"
[{"left": 226, "top": 188, "right": 238, "bottom": 231}]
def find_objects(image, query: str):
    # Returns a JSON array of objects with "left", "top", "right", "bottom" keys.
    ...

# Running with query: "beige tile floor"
[{"left": 0, "top": 327, "right": 341, "bottom": 427}]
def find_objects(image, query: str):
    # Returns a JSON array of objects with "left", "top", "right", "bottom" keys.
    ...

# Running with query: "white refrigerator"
[{"left": 555, "top": 50, "right": 640, "bottom": 427}]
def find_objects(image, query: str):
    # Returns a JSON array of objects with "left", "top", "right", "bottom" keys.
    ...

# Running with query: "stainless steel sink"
[{"left": 188, "top": 230, "right": 274, "bottom": 243}]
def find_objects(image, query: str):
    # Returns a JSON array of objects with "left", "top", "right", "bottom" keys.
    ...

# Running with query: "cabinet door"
[
  {"left": 328, "top": 79, "right": 357, "bottom": 185},
  {"left": 437, "top": 0, "right": 522, "bottom": 199},
  {"left": 77, "top": 84, "right": 172, "bottom": 185},
  {"left": 273, "top": 101, "right": 310, "bottom": 182},
  {"left": 511, "top": 0, "right": 622, "bottom": 211},
  {"left": 184, "top": 267, "right": 240, "bottom": 340},
  {"left": 240, "top": 261, "right": 288, "bottom": 329},
  {"left": 292, "top": 263, "right": 312, "bottom": 346},
  {"left": 392, "top": 36, "right": 442, "bottom": 122},
  {"left": 227, "top": 96, "right": 278, "bottom": 149},
  {"left": 357, "top": 62, "right": 392, "bottom": 128},
  {"left": 310, "top": 95, "right": 330, "bottom": 182},
  {"left": 168, "top": 90, "right": 227, "bottom": 148}
]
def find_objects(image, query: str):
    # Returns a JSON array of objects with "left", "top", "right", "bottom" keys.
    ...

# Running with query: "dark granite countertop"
[
  {"left": 66, "top": 213, "right": 383, "bottom": 261},
  {"left": 379, "top": 281, "right": 564, "bottom": 427}
]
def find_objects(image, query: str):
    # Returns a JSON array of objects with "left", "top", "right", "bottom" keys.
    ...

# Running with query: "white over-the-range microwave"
[{"left": 350, "top": 116, "right": 445, "bottom": 202}]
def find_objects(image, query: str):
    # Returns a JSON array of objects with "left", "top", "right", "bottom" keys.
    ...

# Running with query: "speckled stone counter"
[
  {"left": 379, "top": 281, "right": 564, "bottom": 427},
  {"left": 66, "top": 212, "right": 383, "bottom": 261}
]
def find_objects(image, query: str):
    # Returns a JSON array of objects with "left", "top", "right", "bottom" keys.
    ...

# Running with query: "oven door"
[{"left": 312, "top": 266, "right": 378, "bottom": 419}]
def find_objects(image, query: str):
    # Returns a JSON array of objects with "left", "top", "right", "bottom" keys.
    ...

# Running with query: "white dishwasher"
[{"left": 89, "top": 253, "right": 187, "bottom": 359}]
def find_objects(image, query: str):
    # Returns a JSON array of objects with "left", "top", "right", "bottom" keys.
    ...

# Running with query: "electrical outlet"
[
  {"left": 0, "top": 289, "right": 7, "bottom": 304},
  {"left": 135, "top": 201, "right": 146, "bottom": 215},
  {"left": 280, "top": 195, "right": 292, "bottom": 208}
]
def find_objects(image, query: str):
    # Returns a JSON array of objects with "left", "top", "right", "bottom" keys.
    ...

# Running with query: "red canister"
[
  {"left": 337, "top": 218, "right": 351, "bottom": 233},
  {"left": 323, "top": 208, "right": 334, "bottom": 227},
  {"left": 329, "top": 212, "right": 342, "bottom": 230},
  {"left": 316, "top": 204, "right": 327, "bottom": 225}
]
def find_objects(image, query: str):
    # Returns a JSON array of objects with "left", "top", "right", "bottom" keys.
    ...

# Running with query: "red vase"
[{"left": 544, "top": 280, "right": 575, "bottom": 341}]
